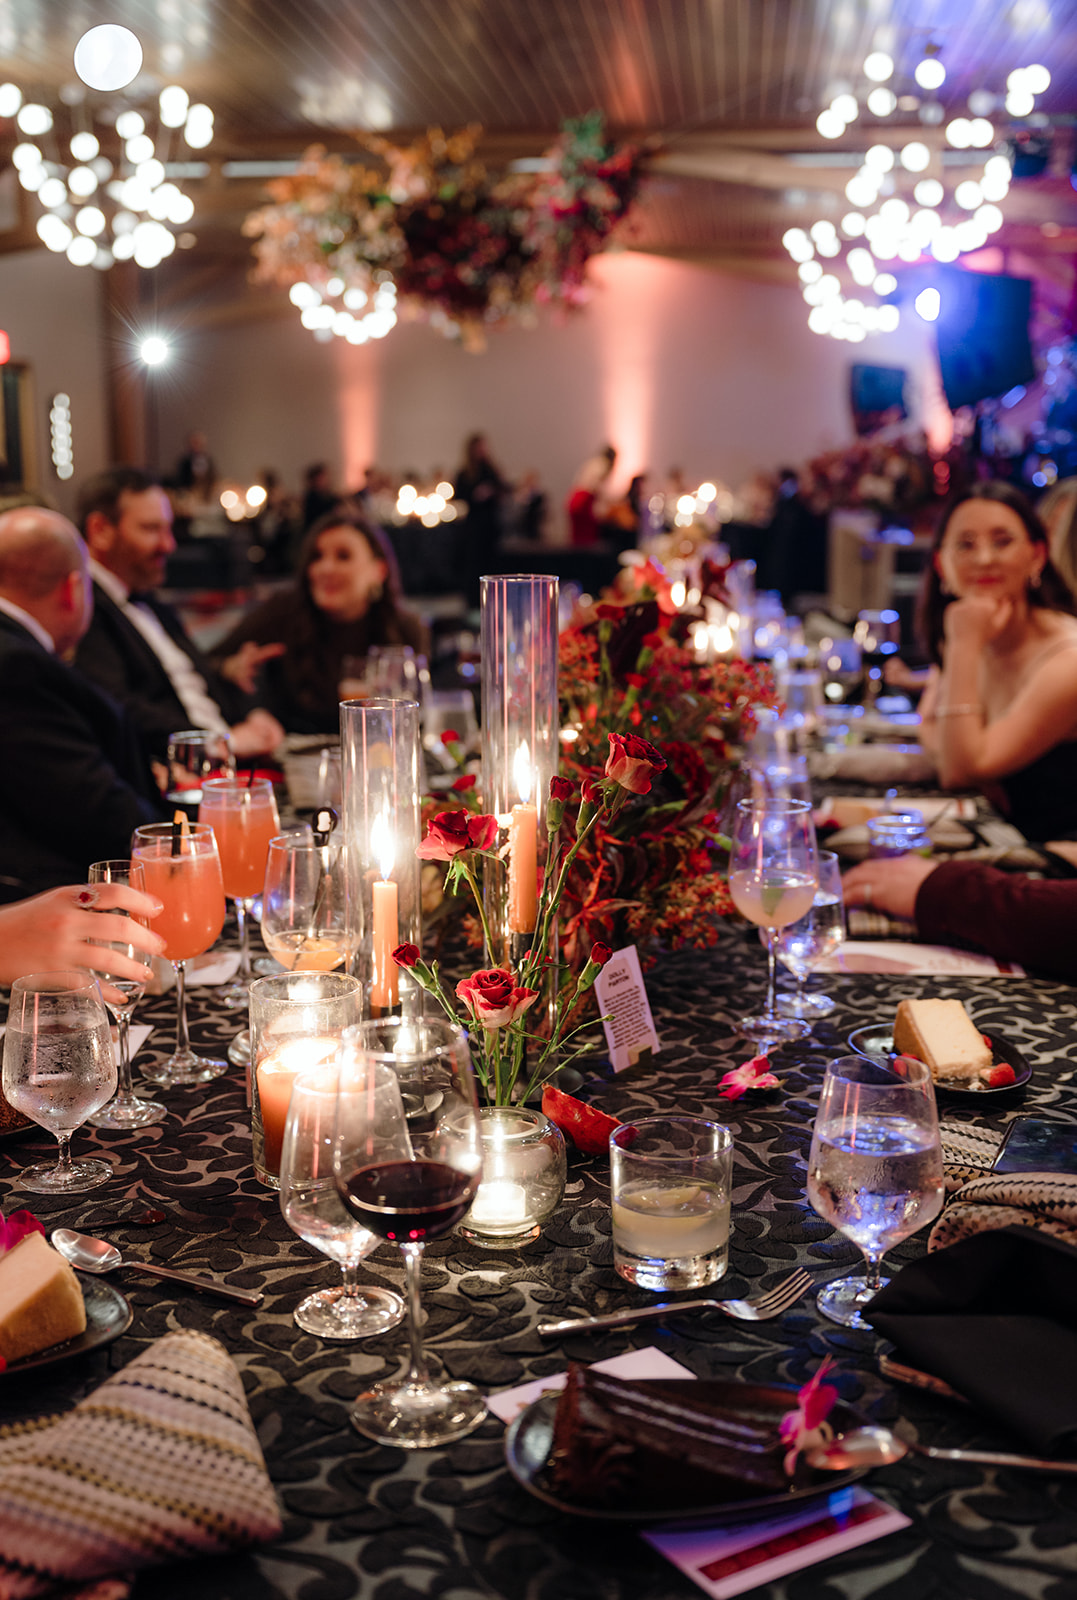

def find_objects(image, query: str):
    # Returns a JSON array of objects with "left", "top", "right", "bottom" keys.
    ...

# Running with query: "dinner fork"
[{"left": 537, "top": 1267, "right": 813, "bottom": 1338}]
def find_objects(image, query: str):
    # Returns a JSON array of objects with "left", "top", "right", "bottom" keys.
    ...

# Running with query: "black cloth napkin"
[{"left": 866, "top": 1225, "right": 1077, "bottom": 1457}]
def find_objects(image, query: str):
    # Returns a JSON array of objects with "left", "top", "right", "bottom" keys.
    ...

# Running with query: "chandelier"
[
  {"left": 1, "top": 79, "right": 212, "bottom": 271},
  {"left": 784, "top": 46, "right": 1052, "bottom": 342}
]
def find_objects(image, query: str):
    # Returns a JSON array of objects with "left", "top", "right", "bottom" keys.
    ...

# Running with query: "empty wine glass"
[
  {"left": 280, "top": 1066, "right": 405, "bottom": 1339},
  {"left": 775, "top": 851, "right": 845, "bottom": 1021},
  {"left": 728, "top": 797, "right": 818, "bottom": 1047},
  {"left": 261, "top": 827, "right": 354, "bottom": 973},
  {"left": 807, "top": 1054, "right": 944, "bottom": 1329},
  {"left": 333, "top": 1018, "right": 485, "bottom": 1448},
  {"left": 2, "top": 972, "right": 116, "bottom": 1193},
  {"left": 84, "top": 860, "right": 166, "bottom": 1128}
]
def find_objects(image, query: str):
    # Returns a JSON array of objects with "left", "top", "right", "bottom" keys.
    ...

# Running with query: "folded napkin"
[
  {"left": 866, "top": 1226, "right": 1077, "bottom": 1456},
  {"left": 0, "top": 1329, "right": 282, "bottom": 1598},
  {"left": 930, "top": 1169, "right": 1077, "bottom": 1250},
  {"left": 939, "top": 1120, "right": 1003, "bottom": 1193}
]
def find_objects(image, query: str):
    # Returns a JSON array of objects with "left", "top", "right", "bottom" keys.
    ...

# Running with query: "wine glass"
[
  {"left": 728, "top": 797, "right": 818, "bottom": 1047},
  {"left": 131, "top": 821, "right": 227, "bottom": 1085},
  {"left": 199, "top": 776, "right": 281, "bottom": 1008},
  {"left": 84, "top": 860, "right": 166, "bottom": 1128},
  {"left": 165, "top": 729, "right": 235, "bottom": 818},
  {"left": 2, "top": 971, "right": 116, "bottom": 1193},
  {"left": 333, "top": 1018, "right": 485, "bottom": 1448},
  {"left": 807, "top": 1054, "right": 944, "bottom": 1329},
  {"left": 262, "top": 828, "right": 354, "bottom": 973},
  {"left": 280, "top": 1065, "right": 405, "bottom": 1339},
  {"left": 775, "top": 851, "right": 845, "bottom": 1021},
  {"left": 854, "top": 609, "right": 901, "bottom": 709}
]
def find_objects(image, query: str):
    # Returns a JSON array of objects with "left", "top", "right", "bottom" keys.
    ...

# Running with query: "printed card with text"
[{"left": 594, "top": 945, "right": 660, "bottom": 1072}]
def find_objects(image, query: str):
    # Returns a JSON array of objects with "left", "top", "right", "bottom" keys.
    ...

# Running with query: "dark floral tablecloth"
[{"left": 3, "top": 926, "right": 1077, "bottom": 1600}]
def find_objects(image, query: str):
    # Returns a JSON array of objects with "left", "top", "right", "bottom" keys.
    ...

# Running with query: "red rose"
[
  {"left": 392, "top": 942, "right": 421, "bottom": 968},
  {"left": 590, "top": 942, "right": 613, "bottom": 967},
  {"left": 604, "top": 731, "right": 667, "bottom": 795},
  {"left": 455, "top": 968, "right": 539, "bottom": 1028},
  {"left": 440, "top": 729, "right": 461, "bottom": 746},
  {"left": 595, "top": 602, "right": 625, "bottom": 620},
  {"left": 582, "top": 777, "right": 601, "bottom": 803},
  {"left": 550, "top": 776, "right": 573, "bottom": 801},
  {"left": 417, "top": 811, "right": 498, "bottom": 860},
  {"left": 641, "top": 631, "right": 663, "bottom": 650},
  {"left": 451, "top": 773, "right": 477, "bottom": 792},
  {"left": 625, "top": 673, "right": 646, "bottom": 689}
]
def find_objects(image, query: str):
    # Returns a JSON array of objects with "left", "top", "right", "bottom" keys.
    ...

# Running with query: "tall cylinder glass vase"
[
  {"left": 480, "top": 575, "right": 559, "bottom": 974},
  {"left": 341, "top": 697, "right": 422, "bottom": 1020}
]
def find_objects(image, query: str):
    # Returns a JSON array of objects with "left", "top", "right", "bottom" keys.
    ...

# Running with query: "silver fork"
[{"left": 537, "top": 1268, "right": 813, "bottom": 1338}]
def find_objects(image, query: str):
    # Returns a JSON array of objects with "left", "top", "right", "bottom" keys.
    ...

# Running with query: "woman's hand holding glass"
[{"left": 0, "top": 883, "right": 164, "bottom": 998}]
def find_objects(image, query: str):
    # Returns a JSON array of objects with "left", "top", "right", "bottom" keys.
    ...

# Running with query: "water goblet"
[
  {"left": 775, "top": 851, "right": 845, "bottom": 1021},
  {"left": 199, "top": 776, "right": 281, "bottom": 1008},
  {"left": 333, "top": 1018, "right": 485, "bottom": 1448},
  {"left": 84, "top": 860, "right": 166, "bottom": 1128},
  {"left": 807, "top": 1054, "right": 944, "bottom": 1329},
  {"left": 280, "top": 1066, "right": 405, "bottom": 1339},
  {"left": 261, "top": 828, "right": 353, "bottom": 973},
  {"left": 728, "top": 796, "right": 818, "bottom": 1047},
  {"left": 131, "top": 821, "right": 227, "bottom": 1084},
  {"left": 2, "top": 971, "right": 116, "bottom": 1193}
]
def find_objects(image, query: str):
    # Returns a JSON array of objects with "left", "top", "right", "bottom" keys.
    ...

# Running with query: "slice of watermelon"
[{"left": 542, "top": 1086, "right": 624, "bottom": 1155}]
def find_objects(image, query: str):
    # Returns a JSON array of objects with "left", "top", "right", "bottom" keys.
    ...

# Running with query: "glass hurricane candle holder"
[
  {"left": 456, "top": 1105, "right": 567, "bottom": 1249},
  {"left": 480, "top": 574, "right": 559, "bottom": 969},
  {"left": 249, "top": 972, "right": 362, "bottom": 1189},
  {"left": 340, "top": 697, "right": 421, "bottom": 1018}
]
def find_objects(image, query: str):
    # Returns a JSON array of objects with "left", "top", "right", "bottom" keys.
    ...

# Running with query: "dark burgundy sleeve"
[{"left": 915, "top": 860, "right": 1077, "bottom": 983}]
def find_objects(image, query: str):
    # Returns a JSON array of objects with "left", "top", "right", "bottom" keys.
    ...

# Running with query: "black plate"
[
  {"left": 847, "top": 1025, "right": 1032, "bottom": 1099},
  {"left": 504, "top": 1384, "right": 867, "bottom": 1526},
  {"left": 0, "top": 1273, "right": 131, "bottom": 1377}
]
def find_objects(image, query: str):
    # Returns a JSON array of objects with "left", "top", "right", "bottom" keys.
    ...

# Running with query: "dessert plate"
[
  {"left": 0, "top": 1274, "right": 132, "bottom": 1378},
  {"left": 846, "top": 1026, "right": 1031, "bottom": 1099},
  {"left": 504, "top": 1383, "right": 867, "bottom": 1526}
]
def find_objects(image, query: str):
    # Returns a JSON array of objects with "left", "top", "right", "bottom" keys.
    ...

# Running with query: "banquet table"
[{"left": 3, "top": 926, "right": 1077, "bottom": 1600}]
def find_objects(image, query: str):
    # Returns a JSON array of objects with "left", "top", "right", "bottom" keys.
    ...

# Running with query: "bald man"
[{"left": 0, "top": 506, "right": 162, "bottom": 900}]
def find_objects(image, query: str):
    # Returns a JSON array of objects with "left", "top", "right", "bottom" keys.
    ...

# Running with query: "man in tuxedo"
[
  {"left": 0, "top": 506, "right": 164, "bottom": 901},
  {"left": 74, "top": 467, "right": 284, "bottom": 763}
]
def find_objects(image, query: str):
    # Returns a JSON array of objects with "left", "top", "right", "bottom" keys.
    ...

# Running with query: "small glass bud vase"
[{"left": 457, "top": 1106, "right": 567, "bottom": 1249}]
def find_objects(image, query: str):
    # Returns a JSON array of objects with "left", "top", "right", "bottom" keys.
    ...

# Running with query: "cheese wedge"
[
  {"left": 893, "top": 998, "right": 992, "bottom": 1082},
  {"left": 0, "top": 1231, "right": 86, "bottom": 1364}
]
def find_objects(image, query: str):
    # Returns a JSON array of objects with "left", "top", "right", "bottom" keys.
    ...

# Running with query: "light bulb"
[
  {"left": 864, "top": 52, "right": 894, "bottom": 82},
  {"left": 74, "top": 25, "right": 143, "bottom": 91}
]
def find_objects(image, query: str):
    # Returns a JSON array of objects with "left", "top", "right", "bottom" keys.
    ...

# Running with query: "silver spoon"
[
  {"left": 52, "top": 1228, "right": 263, "bottom": 1308},
  {"left": 808, "top": 1424, "right": 1077, "bottom": 1476}
]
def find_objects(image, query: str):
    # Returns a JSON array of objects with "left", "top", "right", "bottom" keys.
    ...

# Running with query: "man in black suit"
[
  {"left": 0, "top": 506, "right": 164, "bottom": 901},
  {"left": 74, "top": 467, "right": 284, "bottom": 763}
]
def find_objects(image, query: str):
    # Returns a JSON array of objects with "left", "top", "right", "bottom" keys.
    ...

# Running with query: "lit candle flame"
[
  {"left": 513, "top": 740, "right": 532, "bottom": 805},
  {"left": 371, "top": 811, "right": 394, "bottom": 881}
]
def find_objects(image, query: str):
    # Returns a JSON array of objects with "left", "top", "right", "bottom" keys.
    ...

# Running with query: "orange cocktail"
[{"left": 201, "top": 783, "right": 280, "bottom": 899}]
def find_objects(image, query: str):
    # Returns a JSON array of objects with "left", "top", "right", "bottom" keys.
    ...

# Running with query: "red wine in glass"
[{"left": 343, "top": 1160, "right": 477, "bottom": 1242}]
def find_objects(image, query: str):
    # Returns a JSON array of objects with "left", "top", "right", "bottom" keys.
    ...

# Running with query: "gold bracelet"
[{"left": 935, "top": 703, "right": 984, "bottom": 718}]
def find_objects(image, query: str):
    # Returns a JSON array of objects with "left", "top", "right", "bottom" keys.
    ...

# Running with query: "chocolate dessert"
[{"left": 546, "top": 1364, "right": 790, "bottom": 1509}]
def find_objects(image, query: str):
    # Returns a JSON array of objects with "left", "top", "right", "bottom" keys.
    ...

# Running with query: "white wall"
[{"left": 0, "top": 249, "right": 109, "bottom": 519}]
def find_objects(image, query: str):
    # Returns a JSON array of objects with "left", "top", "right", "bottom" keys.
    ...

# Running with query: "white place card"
[
  {"left": 486, "top": 1344, "right": 692, "bottom": 1423},
  {"left": 186, "top": 950, "right": 243, "bottom": 986},
  {"left": 818, "top": 941, "right": 1024, "bottom": 977},
  {"left": 644, "top": 1485, "right": 911, "bottom": 1598},
  {"left": 594, "top": 945, "right": 660, "bottom": 1071}
]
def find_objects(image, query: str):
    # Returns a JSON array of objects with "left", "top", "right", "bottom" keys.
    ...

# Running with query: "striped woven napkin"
[
  {"left": 0, "top": 1329, "right": 282, "bottom": 1598},
  {"left": 930, "top": 1170, "right": 1077, "bottom": 1252}
]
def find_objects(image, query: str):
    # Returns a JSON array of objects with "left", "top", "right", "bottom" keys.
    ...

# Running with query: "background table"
[{"left": 2, "top": 926, "right": 1077, "bottom": 1600}]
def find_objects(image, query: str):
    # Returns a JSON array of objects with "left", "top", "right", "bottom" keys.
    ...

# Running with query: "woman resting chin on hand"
[
  {"left": 842, "top": 856, "right": 940, "bottom": 921},
  {"left": 0, "top": 883, "right": 166, "bottom": 1002}
]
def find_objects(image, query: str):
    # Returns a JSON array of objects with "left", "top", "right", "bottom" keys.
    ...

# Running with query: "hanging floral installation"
[{"left": 243, "top": 113, "right": 645, "bottom": 350}]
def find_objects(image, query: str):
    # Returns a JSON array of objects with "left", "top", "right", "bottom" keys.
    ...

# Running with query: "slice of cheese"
[
  {"left": 893, "top": 998, "right": 992, "bottom": 1082},
  {"left": 0, "top": 1231, "right": 87, "bottom": 1364}
]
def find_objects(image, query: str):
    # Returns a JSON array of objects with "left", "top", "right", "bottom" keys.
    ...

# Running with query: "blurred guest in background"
[
  {"left": 174, "top": 429, "right": 216, "bottom": 496},
  {"left": 567, "top": 444, "right": 616, "bottom": 546},
  {"left": 1038, "top": 476, "right": 1077, "bottom": 600},
  {"left": 455, "top": 433, "right": 507, "bottom": 605},
  {"left": 302, "top": 461, "right": 339, "bottom": 531},
  {"left": 211, "top": 508, "right": 428, "bottom": 735}
]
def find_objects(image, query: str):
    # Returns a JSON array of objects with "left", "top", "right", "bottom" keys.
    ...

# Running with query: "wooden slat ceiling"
[{"left": 1, "top": 0, "right": 1075, "bottom": 311}]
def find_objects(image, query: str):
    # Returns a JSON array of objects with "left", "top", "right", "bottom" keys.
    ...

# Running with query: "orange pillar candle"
[
  {"left": 256, "top": 1034, "right": 340, "bottom": 1179},
  {"left": 508, "top": 803, "right": 538, "bottom": 933},
  {"left": 371, "top": 878, "right": 399, "bottom": 1007}
]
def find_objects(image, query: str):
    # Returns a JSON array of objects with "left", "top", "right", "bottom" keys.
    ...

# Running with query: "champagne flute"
[
  {"left": 280, "top": 1066, "right": 405, "bottom": 1339},
  {"left": 199, "top": 777, "right": 281, "bottom": 1008},
  {"left": 775, "top": 851, "right": 845, "bottom": 1021},
  {"left": 261, "top": 829, "right": 353, "bottom": 973},
  {"left": 333, "top": 1018, "right": 485, "bottom": 1448},
  {"left": 2, "top": 971, "right": 116, "bottom": 1193},
  {"left": 728, "top": 796, "right": 818, "bottom": 1046},
  {"left": 131, "top": 821, "right": 227, "bottom": 1085},
  {"left": 84, "top": 859, "right": 166, "bottom": 1128},
  {"left": 807, "top": 1054, "right": 944, "bottom": 1329}
]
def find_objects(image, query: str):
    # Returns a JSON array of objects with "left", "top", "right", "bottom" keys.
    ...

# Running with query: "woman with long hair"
[
  {"left": 917, "top": 480, "right": 1077, "bottom": 840},
  {"left": 212, "top": 507, "right": 428, "bottom": 735}
]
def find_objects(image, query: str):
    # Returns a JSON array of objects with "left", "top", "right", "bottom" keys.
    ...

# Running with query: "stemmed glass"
[
  {"left": 131, "top": 821, "right": 227, "bottom": 1084},
  {"left": 728, "top": 797, "right": 818, "bottom": 1046},
  {"left": 262, "top": 828, "right": 353, "bottom": 973},
  {"left": 2, "top": 972, "right": 116, "bottom": 1193},
  {"left": 807, "top": 1054, "right": 944, "bottom": 1329},
  {"left": 84, "top": 859, "right": 166, "bottom": 1128},
  {"left": 333, "top": 1018, "right": 485, "bottom": 1448},
  {"left": 775, "top": 851, "right": 845, "bottom": 1021},
  {"left": 165, "top": 729, "right": 235, "bottom": 816},
  {"left": 199, "top": 777, "right": 280, "bottom": 1008},
  {"left": 280, "top": 1066, "right": 405, "bottom": 1339}
]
